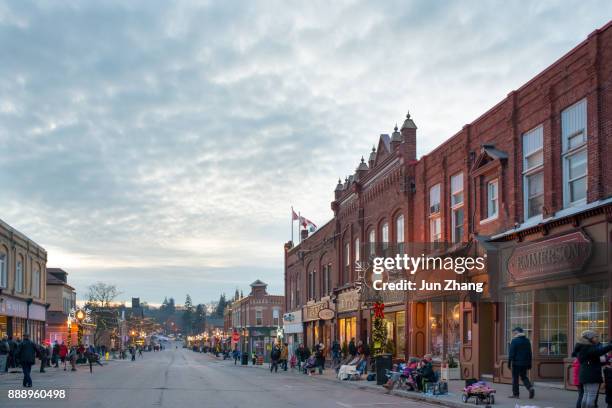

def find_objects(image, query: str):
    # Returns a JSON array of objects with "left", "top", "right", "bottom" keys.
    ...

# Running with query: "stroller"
[{"left": 303, "top": 355, "right": 317, "bottom": 374}]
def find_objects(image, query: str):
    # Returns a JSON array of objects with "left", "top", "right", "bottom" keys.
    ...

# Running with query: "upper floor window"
[
  {"left": 32, "top": 267, "right": 40, "bottom": 298},
  {"left": 16, "top": 259, "right": 24, "bottom": 293},
  {"left": 256, "top": 310, "right": 263, "bottom": 326},
  {"left": 430, "top": 184, "right": 441, "bottom": 214},
  {"left": 0, "top": 254, "right": 6, "bottom": 288},
  {"left": 430, "top": 218, "right": 441, "bottom": 244},
  {"left": 450, "top": 173, "right": 464, "bottom": 243},
  {"left": 309, "top": 269, "right": 316, "bottom": 300},
  {"left": 562, "top": 99, "right": 587, "bottom": 207},
  {"left": 368, "top": 229, "right": 375, "bottom": 258},
  {"left": 523, "top": 125, "right": 544, "bottom": 220},
  {"left": 322, "top": 264, "right": 331, "bottom": 297},
  {"left": 486, "top": 179, "right": 499, "bottom": 220},
  {"left": 354, "top": 238, "right": 360, "bottom": 262},
  {"left": 381, "top": 222, "right": 389, "bottom": 255},
  {"left": 396, "top": 215, "right": 404, "bottom": 255},
  {"left": 273, "top": 309, "right": 280, "bottom": 327},
  {"left": 344, "top": 242, "right": 350, "bottom": 284}
]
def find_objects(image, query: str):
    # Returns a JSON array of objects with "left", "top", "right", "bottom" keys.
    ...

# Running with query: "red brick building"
[
  {"left": 284, "top": 20, "right": 612, "bottom": 387},
  {"left": 228, "top": 280, "right": 284, "bottom": 361}
]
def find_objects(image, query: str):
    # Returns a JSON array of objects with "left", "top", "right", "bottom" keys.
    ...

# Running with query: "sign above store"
[
  {"left": 318, "top": 308, "right": 335, "bottom": 320},
  {"left": 507, "top": 231, "right": 591, "bottom": 281}
]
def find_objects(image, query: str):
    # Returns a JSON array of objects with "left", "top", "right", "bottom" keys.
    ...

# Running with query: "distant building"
[
  {"left": 0, "top": 219, "right": 47, "bottom": 343},
  {"left": 229, "top": 280, "right": 284, "bottom": 362},
  {"left": 45, "top": 268, "right": 76, "bottom": 345}
]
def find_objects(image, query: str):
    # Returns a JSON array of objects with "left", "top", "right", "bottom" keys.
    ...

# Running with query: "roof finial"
[
  {"left": 361, "top": 156, "right": 365, "bottom": 163},
  {"left": 394, "top": 123, "right": 398, "bottom": 132},
  {"left": 406, "top": 111, "right": 411, "bottom": 119},
  {"left": 372, "top": 145, "right": 376, "bottom": 152}
]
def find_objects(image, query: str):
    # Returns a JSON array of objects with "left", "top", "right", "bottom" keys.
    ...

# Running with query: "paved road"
[{"left": 0, "top": 343, "right": 433, "bottom": 408}]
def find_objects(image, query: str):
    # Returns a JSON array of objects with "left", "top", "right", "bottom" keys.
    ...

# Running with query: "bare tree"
[{"left": 87, "top": 282, "right": 121, "bottom": 307}]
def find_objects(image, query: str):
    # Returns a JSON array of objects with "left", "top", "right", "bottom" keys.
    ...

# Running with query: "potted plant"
[{"left": 441, "top": 354, "right": 461, "bottom": 380}]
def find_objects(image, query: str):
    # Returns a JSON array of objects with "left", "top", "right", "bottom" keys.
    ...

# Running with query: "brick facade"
[{"left": 284, "top": 21, "right": 612, "bottom": 385}]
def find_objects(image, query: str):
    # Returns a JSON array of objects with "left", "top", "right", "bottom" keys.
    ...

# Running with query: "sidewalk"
[{"left": 203, "top": 353, "right": 579, "bottom": 408}]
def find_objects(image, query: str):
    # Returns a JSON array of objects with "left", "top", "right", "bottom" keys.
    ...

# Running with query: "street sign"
[{"left": 232, "top": 332, "right": 240, "bottom": 342}]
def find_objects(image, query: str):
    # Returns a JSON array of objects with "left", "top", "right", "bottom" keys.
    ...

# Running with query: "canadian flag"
[
  {"left": 299, "top": 216, "right": 317, "bottom": 232},
  {"left": 292, "top": 209, "right": 299, "bottom": 221}
]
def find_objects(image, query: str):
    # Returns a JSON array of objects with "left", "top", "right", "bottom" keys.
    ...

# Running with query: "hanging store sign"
[
  {"left": 318, "top": 308, "right": 335, "bottom": 320},
  {"left": 304, "top": 301, "right": 328, "bottom": 322},
  {"left": 337, "top": 289, "right": 359, "bottom": 313}
]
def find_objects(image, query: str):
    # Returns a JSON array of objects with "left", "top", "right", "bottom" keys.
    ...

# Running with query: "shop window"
[
  {"left": 505, "top": 292, "right": 533, "bottom": 353},
  {"left": 0, "top": 253, "right": 6, "bottom": 288},
  {"left": 429, "top": 302, "right": 443, "bottom": 360},
  {"left": 396, "top": 311, "right": 406, "bottom": 357},
  {"left": 446, "top": 302, "right": 461, "bottom": 359},
  {"left": 396, "top": 215, "right": 405, "bottom": 255},
  {"left": 450, "top": 173, "right": 464, "bottom": 244},
  {"left": 574, "top": 283, "right": 608, "bottom": 343},
  {"left": 562, "top": 99, "right": 587, "bottom": 207},
  {"left": 537, "top": 288, "right": 568, "bottom": 356},
  {"left": 523, "top": 125, "right": 544, "bottom": 220}
]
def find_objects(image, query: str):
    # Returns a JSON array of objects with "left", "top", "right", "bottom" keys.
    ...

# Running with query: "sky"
[{"left": 1, "top": 1, "right": 610, "bottom": 306}]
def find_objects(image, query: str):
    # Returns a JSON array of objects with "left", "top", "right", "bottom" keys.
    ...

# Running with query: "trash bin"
[
  {"left": 375, "top": 353, "right": 393, "bottom": 385},
  {"left": 241, "top": 352, "right": 249, "bottom": 365}
]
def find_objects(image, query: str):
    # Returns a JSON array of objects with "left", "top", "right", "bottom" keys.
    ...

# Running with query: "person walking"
[
  {"left": 59, "top": 342, "right": 68, "bottom": 371},
  {"left": 16, "top": 333, "right": 36, "bottom": 388},
  {"left": 574, "top": 330, "right": 612, "bottom": 408},
  {"left": 68, "top": 347, "right": 77, "bottom": 371},
  {"left": 270, "top": 343, "right": 281, "bottom": 373},
  {"left": 39, "top": 343, "right": 48, "bottom": 373},
  {"left": 0, "top": 336, "right": 9, "bottom": 372},
  {"left": 138, "top": 347, "right": 143, "bottom": 358},
  {"left": 315, "top": 343, "right": 326, "bottom": 375},
  {"left": 348, "top": 338, "right": 357, "bottom": 358},
  {"left": 296, "top": 343, "right": 309, "bottom": 372},
  {"left": 52, "top": 341, "right": 60, "bottom": 368},
  {"left": 232, "top": 347, "right": 240, "bottom": 365},
  {"left": 280, "top": 343, "right": 289, "bottom": 371},
  {"left": 8, "top": 336, "right": 17, "bottom": 370},
  {"left": 508, "top": 327, "right": 535, "bottom": 400},
  {"left": 130, "top": 347, "right": 136, "bottom": 361},
  {"left": 331, "top": 340, "right": 341, "bottom": 369}
]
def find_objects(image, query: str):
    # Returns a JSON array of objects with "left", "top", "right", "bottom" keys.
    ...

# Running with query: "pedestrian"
[
  {"left": 68, "top": 347, "right": 77, "bottom": 371},
  {"left": 315, "top": 343, "right": 325, "bottom": 375},
  {"left": 39, "top": 343, "right": 48, "bottom": 373},
  {"left": 138, "top": 347, "right": 143, "bottom": 358},
  {"left": 0, "top": 336, "right": 9, "bottom": 372},
  {"left": 16, "top": 333, "right": 36, "bottom": 388},
  {"left": 251, "top": 351, "right": 257, "bottom": 365},
  {"left": 280, "top": 343, "right": 289, "bottom": 371},
  {"left": 296, "top": 343, "right": 309, "bottom": 372},
  {"left": 59, "top": 342, "right": 68, "bottom": 371},
  {"left": 52, "top": 341, "right": 60, "bottom": 368},
  {"left": 130, "top": 347, "right": 136, "bottom": 361},
  {"left": 8, "top": 336, "right": 17, "bottom": 369},
  {"left": 331, "top": 340, "right": 341, "bottom": 369},
  {"left": 575, "top": 330, "right": 612, "bottom": 408},
  {"left": 348, "top": 338, "right": 357, "bottom": 357},
  {"left": 232, "top": 347, "right": 240, "bottom": 365},
  {"left": 270, "top": 343, "right": 281, "bottom": 373},
  {"left": 508, "top": 327, "right": 535, "bottom": 400}
]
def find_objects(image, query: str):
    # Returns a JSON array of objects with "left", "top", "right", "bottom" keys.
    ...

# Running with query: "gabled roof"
[
  {"left": 374, "top": 134, "right": 391, "bottom": 166},
  {"left": 471, "top": 144, "right": 508, "bottom": 173}
]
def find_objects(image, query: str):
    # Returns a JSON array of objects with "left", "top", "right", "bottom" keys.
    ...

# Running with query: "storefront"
[
  {"left": 248, "top": 328, "right": 278, "bottom": 363},
  {"left": 303, "top": 300, "right": 333, "bottom": 352},
  {"left": 283, "top": 310, "right": 303, "bottom": 354},
  {"left": 336, "top": 289, "right": 359, "bottom": 349},
  {"left": 493, "top": 220, "right": 611, "bottom": 388},
  {"left": 0, "top": 296, "right": 46, "bottom": 343}
]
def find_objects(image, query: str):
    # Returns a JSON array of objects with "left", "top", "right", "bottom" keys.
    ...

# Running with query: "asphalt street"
[{"left": 0, "top": 342, "right": 436, "bottom": 408}]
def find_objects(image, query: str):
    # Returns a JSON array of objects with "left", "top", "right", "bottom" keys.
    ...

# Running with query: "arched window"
[
  {"left": 368, "top": 229, "right": 375, "bottom": 258},
  {"left": 344, "top": 242, "right": 350, "bottom": 284},
  {"left": 32, "top": 264, "right": 41, "bottom": 298},
  {"left": 0, "top": 249, "right": 7, "bottom": 288},
  {"left": 381, "top": 222, "right": 389, "bottom": 256},
  {"left": 354, "top": 238, "right": 360, "bottom": 263},
  {"left": 396, "top": 215, "right": 405, "bottom": 255},
  {"left": 16, "top": 256, "right": 24, "bottom": 293}
]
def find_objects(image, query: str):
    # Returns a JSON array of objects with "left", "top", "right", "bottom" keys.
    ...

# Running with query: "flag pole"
[
  {"left": 291, "top": 206, "right": 294, "bottom": 244},
  {"left": 298, "top": 211, "right": 301, "bottom": 245}
]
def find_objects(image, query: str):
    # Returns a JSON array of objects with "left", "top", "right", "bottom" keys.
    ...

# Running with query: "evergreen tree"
[
  {"left": 234, "top": 288, "right": 239, "bottom": 302},
  {"left": 182, "top": 294, "right": 194, "bottom": 335},
  {"left": 194, "top": 304, "right": 207, "bottom": 333}
]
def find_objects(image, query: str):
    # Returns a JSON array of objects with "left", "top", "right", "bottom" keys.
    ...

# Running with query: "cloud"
[{"left": 1, "top": 0, "right": 610, "bottom": 303}]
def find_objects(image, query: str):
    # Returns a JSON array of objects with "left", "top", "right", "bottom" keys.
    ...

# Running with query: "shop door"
[
  {"left": 412, "top": 302, "right": 427, "bottom": 357},
  {"left": 479, "top": 303, "right": 494, "bottom": 375}
]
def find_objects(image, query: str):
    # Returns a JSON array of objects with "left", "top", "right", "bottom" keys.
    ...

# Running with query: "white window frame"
[
  {"left": 522, "top": 125, "right": 544, "bottom": 221},
  {"left": 255, "top": 310, "right": 263, "bottom": 326},
  {"left": 396, "top": 215, "right": 405, "bottom": 255},
  {"left": 273, "top": 309, "right": 280, "bottom": 327},
  {"left": 450, "top": 173, "right": 464, "bottom": 244},
  {"left": 562, "top": 99, "right": 588, "bottom": 208},
  {"left": 430, "top": 184, "right": 441, "bottom": 214},
  {"left": 0, "top": 254, "right": 7, "bottom": 288},
  {"left": 381, "top": 222, "right": 389, "bottom": 254},
  {"left": 430, "top": 217, "right": 441, "bottom": 243},
  {"left": 368, "top": 229, "right": 375, "bottom": 258},
  {"left": 354, "top": 238, "right": 360, "bottom": 262},
  {"left": 32, "top": 267, "right": 40, "bottom": 298},
  {"left": 16, "top": 259, "right": 24, "bottom": 293},
  {"left": 481, "top": 179, "right": 499, "bottom": 223}
]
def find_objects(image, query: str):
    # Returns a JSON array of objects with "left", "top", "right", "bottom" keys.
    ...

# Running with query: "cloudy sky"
[{"left": 1, "top": 1, "right": 610, "bottom": 305}]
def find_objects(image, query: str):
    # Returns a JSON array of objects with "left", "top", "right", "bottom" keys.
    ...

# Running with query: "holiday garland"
[{"left": 371, "top": 302, "right": 387, "bottom": 356}]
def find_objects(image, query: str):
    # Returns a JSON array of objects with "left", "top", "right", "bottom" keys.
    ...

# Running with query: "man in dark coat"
[
  {"left": 348, "top": 338, "right": 357, "bottom": 357},
  {"left": 575, "top": 330, "right": 612, "bottom": 408},
  {"left": 16, "top": 333, "right": 37, "bottom": 387},
  {"left": 508, "top": 327, "right": 534, "bottom": 399}
]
